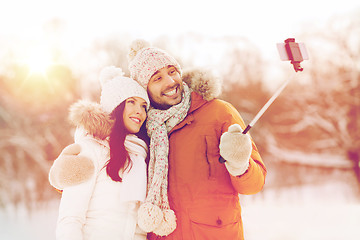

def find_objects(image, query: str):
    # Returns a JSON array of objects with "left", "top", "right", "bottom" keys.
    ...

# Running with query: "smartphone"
[{"left": 277, "top": 42, "right": 309, "bottom": 61}]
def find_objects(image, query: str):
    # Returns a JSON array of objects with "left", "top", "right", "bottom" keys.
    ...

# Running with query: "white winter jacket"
[{"left": 55, "top": 123, "right": 148, "bottom": 239}]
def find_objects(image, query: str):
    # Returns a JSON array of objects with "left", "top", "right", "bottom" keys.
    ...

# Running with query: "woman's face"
[{"left": 123, "top": 97, "right": 147, "bottom": 133}]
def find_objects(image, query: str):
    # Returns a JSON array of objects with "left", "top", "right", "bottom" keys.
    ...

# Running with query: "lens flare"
[{"left": 25, "top": 46, "right": 52, "bottom": 75}]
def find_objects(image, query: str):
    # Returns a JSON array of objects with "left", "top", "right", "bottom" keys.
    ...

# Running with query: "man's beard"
[{"left": 150, "top": 84, "right": 184, "bottom": 110}]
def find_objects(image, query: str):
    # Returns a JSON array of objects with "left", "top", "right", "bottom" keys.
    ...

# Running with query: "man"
[
  {"left": 129, "top": 39, "right": 266, "bottom": 239},
  {"left": 50, "top": 39, "right": 266, "bottom": 240}
]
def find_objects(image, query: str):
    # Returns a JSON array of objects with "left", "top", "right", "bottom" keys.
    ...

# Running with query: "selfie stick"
[
  {"left": 241, "top": 76, "right": 293, "bottom": 134},
  {"left": 219, "top": 38, "right": 307, "bottom": 163}
]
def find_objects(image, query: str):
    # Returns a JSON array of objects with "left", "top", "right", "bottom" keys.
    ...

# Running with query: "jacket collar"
[
  {"left": 168, "top": 92, "right": 207, "bottom": 135},
  {"left": 188, "top": 91, "right": 208, "bottom": 114}
]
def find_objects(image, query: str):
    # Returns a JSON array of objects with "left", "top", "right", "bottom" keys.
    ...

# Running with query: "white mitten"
[
  {"left": 219, "top": 124, "right": 252, "bottom": 176},
  {"left": 49, "top": 143, "right": 94, "bottom": 190}
]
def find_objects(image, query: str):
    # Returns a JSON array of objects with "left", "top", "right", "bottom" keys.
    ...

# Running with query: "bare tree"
[
  {"left": 301, "top": 13, "right": 360, "bottom": 182},
  {"left": 0, "top": 64, "right": 79, "bottom": 209},
  {"left": 259, "top": 12, "right": 360, "bottom": 190}
]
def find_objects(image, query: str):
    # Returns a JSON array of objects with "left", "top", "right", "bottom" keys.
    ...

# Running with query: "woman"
[{"left": 49, "top": 66, "right": 150, "bottom": 240}]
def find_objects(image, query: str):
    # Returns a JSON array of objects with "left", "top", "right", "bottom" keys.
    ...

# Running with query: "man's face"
[{"left": 147, "top": 65, "right": 183, "bottom": 110}]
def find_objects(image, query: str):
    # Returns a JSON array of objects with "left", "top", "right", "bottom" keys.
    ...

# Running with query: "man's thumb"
[
  {"left": 227, "top": 124, "right": 243, "bottom": 133},
  {"left": 61, "top": 143, "right": 81, "bottom": 155}
]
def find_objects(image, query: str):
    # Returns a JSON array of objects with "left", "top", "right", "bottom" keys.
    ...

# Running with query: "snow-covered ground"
[
  {"left": 1, "top": 184, "right": 359, "bottom": 240},
  {"left": 243, "top": 201, "right": 360, "bottom": 240},
  {"left": 241, "top": 182, "right": 360, "bottom": 240},
  {"left": 242, "top": 199, "right": 360, "bottom": 240}
]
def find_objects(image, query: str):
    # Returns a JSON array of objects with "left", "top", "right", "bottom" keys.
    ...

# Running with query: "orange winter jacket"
[{"left": 148, "top": 88, "right": 267, "bottom": 240}]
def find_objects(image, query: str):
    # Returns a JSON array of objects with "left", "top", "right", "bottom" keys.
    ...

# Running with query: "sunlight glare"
[{"left": 25, "top": 46, "right": 52, "bottom": 75}]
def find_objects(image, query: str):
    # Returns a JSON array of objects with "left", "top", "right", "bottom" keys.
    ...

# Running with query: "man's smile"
[{"left": 163, "top": 86, "right": 179, "bottom": 97}]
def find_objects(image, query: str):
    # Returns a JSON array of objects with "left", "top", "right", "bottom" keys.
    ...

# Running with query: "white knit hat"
[
  {"left": 128, "top": 39, "right": 182, "bottom": 89},
  {"left": 99, "top": 66, "right": 150, "bottom": 113}
]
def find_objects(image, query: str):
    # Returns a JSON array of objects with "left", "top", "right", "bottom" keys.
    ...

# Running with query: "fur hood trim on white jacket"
[{"left": 68, "top": 100, "right": 113, "bottom": 140}]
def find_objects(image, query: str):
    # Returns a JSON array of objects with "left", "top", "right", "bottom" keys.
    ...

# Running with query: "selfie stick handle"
[
  {"left": 243, "top": 77, "right": 291, "bottom": 133},
  {"left": 219, "top": 77, "right": 293, "bottom": 163}
]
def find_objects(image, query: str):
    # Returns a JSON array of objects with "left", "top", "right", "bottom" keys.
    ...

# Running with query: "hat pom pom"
[
  {"left": 128, "top": 39, "right": 151, "bottom": 62},
  {"left": 137, "top": 202, "right": 163, "bottom": 233},
  {"left": 153, "top": 209, "right": 177, "bottom": 236},
  {"left": 99, "top": 66, "right": 125, "bottom": 87}
]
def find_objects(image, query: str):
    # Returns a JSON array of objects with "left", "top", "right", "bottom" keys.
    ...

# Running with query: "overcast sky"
[{"left": 2, "top": 0, "right": 359, "bottom": 42}]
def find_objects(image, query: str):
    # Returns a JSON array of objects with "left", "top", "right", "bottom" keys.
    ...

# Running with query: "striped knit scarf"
[{"left": 137, "top": 83, "right": 191, "bottom": 236}]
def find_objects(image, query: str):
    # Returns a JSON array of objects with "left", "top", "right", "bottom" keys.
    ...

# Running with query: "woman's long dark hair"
[{"left": 106, "top": 101, "right": 149, "bottom": 182}]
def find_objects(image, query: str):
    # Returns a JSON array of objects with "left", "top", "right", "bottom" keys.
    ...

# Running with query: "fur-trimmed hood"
[
  {"left": 182, "top": 67, "right": 222, "bottom": 101},
  {"left": 69, "top": 68, "right": 222, "bottom": 139}
]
